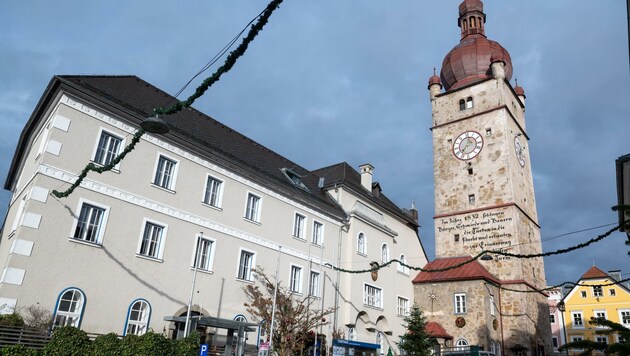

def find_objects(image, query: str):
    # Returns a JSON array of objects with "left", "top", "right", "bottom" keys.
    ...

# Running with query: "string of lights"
[
  {"left": 497, "top": 277, "right": 630, "bottom": 294},
  {"left": 51, "top": 0, "right": 284, "bottom": 199}
]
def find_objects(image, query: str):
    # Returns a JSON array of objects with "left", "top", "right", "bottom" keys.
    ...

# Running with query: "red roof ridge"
[
  {"left": 426, "top": 321, "right": 452, "bottom": 339},
  {"left": 412, "top": 256, "right": 500, "bottom": 285},
  {"left": 580, "top": 265, "right": 609, "bottom": 280}
]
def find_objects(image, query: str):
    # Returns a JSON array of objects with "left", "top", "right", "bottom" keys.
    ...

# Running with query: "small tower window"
[
  {"left": 459, "top": 99, "right": 466, "bottom": 111},
  {"left": 468, "top": 194, "right": 475, "bottom": 204},
  {"left": 454, "top": 234, "right": 460, "bottom": 242},
  {"left": 466, "top": 97, "right": 473, "bottom": 109},
  {"left": 485, "top": 128, "right": 492, "bottom": 136},
  {"left": 467, "top": 167, "right": 473, "bottom": 175}
]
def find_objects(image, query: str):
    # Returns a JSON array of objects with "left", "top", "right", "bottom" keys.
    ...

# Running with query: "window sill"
[
  {"left": 201, "top": 202, "right": 222, "bottom": 211},
  {"left": 68, "top": 238, "right": 103, "bottom": 248},
  {"left": 356, "top": 252, "right": 367, "bottom": 258},
  {"left": 135, "top": 254, "right": 163, "bottom": 263},
  {"left": 235, "top": 278, "right": 255, "bottom": 284},
  {"left": 310, "top": 243, "right": 323, "bottom": 248},
  {"left": 397, "top": 270, "right": 410, "bottom": 277},
  {"left": 292, "top": 236, "right": 306, "bottom": 242},
  {"left": 150, "top": 184, "right": 176, "bottom": 194},
  {"left": 90, "top": 161, "right": 120, "bottom": 173},
  {"left": 190, "top": 267, "right": 214, "bottom": 275},
  {"left": 243, "top": 218, "right": 261, "bottom": 225},
  {"left": 363, "top": 304, "right": 384, "bottom": 311}
]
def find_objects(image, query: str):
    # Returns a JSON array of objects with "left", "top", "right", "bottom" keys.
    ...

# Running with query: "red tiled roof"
[
  {"left": 580, "top": 266, "right": 609, "bottom": 280},
  {"left": 426, "top": 321, "right": 452, "bottom": 339},
  {"left": 412, "top": 256, "right": 500, "bottom": 284}
]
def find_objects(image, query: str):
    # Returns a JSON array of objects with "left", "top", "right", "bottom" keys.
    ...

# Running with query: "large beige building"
[
  {"left": 0, "top": 75, "right": 427, "bottom": 353},
  {"left": 414, "top": 1, "right": 551, "bottom": 355}
]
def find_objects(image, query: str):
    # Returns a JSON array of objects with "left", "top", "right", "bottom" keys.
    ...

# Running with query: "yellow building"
[{"left": 560, "top": 266, "right": 630, "bottom": 354}]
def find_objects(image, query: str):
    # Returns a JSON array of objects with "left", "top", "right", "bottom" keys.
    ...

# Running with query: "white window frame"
[
  {"left": 191, "top": 234, "right": 216, "bottom": 272},
  {"left": 244, "top": 192, "right": 262, "bottom": 223},
  {"left": 348, "top": 327, "right": 357, "bottom": 341},
  {"left": 289, "top": 264, "right": 303, "bottom": 293},
  {"left": 580, "top": 290, "right": 587, "bottom": 298},
  {"left": 137, "top": 219, "right": 167, "bottom": 260},
  {"left": 397, "top": 296, "right": 409, "bottom": 316},
  {"left": 308, "top": 270, "right": 320, "bottom": 297},
  {"left": 549, "top": 313, "right": 555, "bottom": 323},
  {"left": 202, "top": 175, "right": 224, "bottom": 208},
  {"left": 571, "top": 311, "right": 584, "bottom": 328},
  {"left": 92, "top": 128, "right": 124, "bottom": 168},
  {"left": 11, "top": 194, "right": 28, "bottom": 233},
  {"left": 619, "top": 309, "right": 630, "bottom": 327},
  {"left": 594, "top": 310, "right": 607, "bottom": 327},
  {"left": 381, "top": 243, "right": 389, "bottom": 263},
  {"left": 455, "top": 338, "right": 469, "bottom": 350},
  {"left": 490, "top": 295, "right": 495, "bottom": 316},
  {"left": 71, "top": 199, "right": 109, "bottom": 245},
  {"left": 570, "top": 336, "right": 583, "bottom": 351},
  {"left": 357, "top": 232, "right": 367, "bottom": 255},
  {"left": 292, "top": 213, "right": 306, "bottom": 239},
  {"left": 53, "top": 288, "right": 85, "bottom": 329},
  {"left": 125, "top": 299, "right": 151, "bottom": 336},
  {"left": 454, "top": 293, "right": 467, "bottom": 314},
  {"left": 609, "top": 288, "right": 616, "bottom": 296},
  {"left": 312, "top": 221, "right": 323, "bottom": 246},
  {"left": 237, "top": 249, "right": 256, "bottom": 281},
  {"left": 36, "top": 120, "right": 52, "bottom": 158},
  {"left": 595, "top": 335, "right": 608, "bottom": 344},
  {"left": 397, "top": 254, "right": 409, "bottom": 275},
  {"left": 363, "top": 283, "right": 383, "bottom": 308},
  {"left": 592, "top": 285, "right": 603, "bottom": 297},
  {"left": 152, "top": 153, "right": 178, "bottom": 190}
]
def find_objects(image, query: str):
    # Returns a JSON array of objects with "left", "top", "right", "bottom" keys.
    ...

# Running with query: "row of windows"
[
  {"left": 578, "top": 286, "right": 617, "bottom": 298},
  {"left": 569, "top": 309, "right": 630, "bottom": 328},
  {"left": 292, "top": 213, "right": 324, "bottom": 246},
  {"left": 53, "top": 288, "right": 150, "bottom": 336},
  {"left": 356, "top": 233, "right": 408, "bottom": 275}
]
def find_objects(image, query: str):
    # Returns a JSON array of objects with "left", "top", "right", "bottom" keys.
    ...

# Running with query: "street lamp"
[{"left": 556, "top": 301, "right": 569, "bottom": 356}]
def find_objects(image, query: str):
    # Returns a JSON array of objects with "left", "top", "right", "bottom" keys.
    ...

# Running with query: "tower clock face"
[
  {"left": 514, "top": 136, "right": 526, "bottom": 167},
  {"left": 453, "top": 131, "right": 483, "bottom": 160}
]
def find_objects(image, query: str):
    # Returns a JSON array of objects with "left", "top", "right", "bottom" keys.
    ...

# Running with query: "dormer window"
[{"left": 281, "top": 168, "right": 309, "bottom": 192}]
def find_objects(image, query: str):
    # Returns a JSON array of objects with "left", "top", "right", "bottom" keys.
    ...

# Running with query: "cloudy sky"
[{"left": 2, "top": 1, "right": 628, "bottom": 287}]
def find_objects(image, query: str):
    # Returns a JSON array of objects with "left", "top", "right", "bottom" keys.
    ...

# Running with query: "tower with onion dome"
[{"left": 414, "top": 1, "right": 552, "bottom": 354}]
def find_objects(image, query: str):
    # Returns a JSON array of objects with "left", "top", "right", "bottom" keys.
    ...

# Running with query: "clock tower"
[{"left": 420, "top": 0, "right": 552, "bottom": 354}]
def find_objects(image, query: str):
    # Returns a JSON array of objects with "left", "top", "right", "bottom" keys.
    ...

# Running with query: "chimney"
[
  {"left": 359, "top": 164, "right": 374, "bottom": 191},
  {"left": 410, "top": 201, "right": 418, "bottom": 222}
]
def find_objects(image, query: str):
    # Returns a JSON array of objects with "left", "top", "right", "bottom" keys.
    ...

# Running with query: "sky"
[{"left": 1, "top": 1, "right": 629, "bottom": 288}]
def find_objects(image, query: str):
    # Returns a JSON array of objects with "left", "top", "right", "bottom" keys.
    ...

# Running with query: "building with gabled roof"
[
  {"left": 0, "top": 74, "right": 428, "bottom": 353},
  {"left": 560, "top": 266, "right": 630, "bottom": 354}
]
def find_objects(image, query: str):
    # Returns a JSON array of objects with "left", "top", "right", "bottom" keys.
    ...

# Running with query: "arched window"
[
  {"left": 125, "top": 299, "right": 151, "bottom": 335},
  {"left": 456, "top": 338, "right": 469, "bottom": 351},
  {"left": 376, "top": 332, "right": 385, "bottom": 356},
  {"left": 234, "top": 315, "right": 248, "bottom": 352},
  {"left": 470, "top": 17, "right": 476, "bottom": 28},
  {"left": 466, "top": 97, "right": 473, "bottom": 109},
  {"left": 489, "top": 340, "right": 496, "bottom": 354},
  {"left": 459, "top": 99, "right": 466, "bottom": 111},
  {"left": 381, "top": 244, "right": 389, "bottom": 263},
  {"left": 53, "top": 288, "right": 85, "bottom": 328},
  {"left": 397, "top": 254, "right": 408, "bottom": 275},
  {"left": 357, "top": 233, "right": 366, "bottom": 255}
]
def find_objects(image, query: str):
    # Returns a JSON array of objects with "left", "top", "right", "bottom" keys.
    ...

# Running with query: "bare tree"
[{"left": 243, "top": 267, "right": 334, "bottom": 356}]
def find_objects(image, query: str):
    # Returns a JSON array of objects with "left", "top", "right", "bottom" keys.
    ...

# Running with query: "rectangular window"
[
  {"left": 203, "top": 176, "right": 223, "bottom": 208},
  {"left": 549, "top": 314, "right": 555, "bottom": 323},
  {"left": 312, "top": 221, "right": 323, "bottom": 245},
  {"left": 580, "top": 290, "right": 587, "bottom": 298},
  {"left": 309, "top": 271, "right": 320, "bottom": 297},
  {"left": 153, "top": 155, "right": 177, "bottom": 190},
  {"left": 570, "top": 336, "right": 583, "bottom": 351},
  {"left": 139, "top": 222, "right": 165, "bottom": 259},
  {"left": 237, "top": 250, "right": 254, "bottom": 281},
  {"left": 593, "top": 285, "right": 603, "bottom": 297},
  {"left": 610, "top": 288, "right": 616, "bottom": 296},
  {"left": 595, "top": 336, "right": 607, "bottom": 344},
  {"left": 289, "top": 265, "right": 302, "bottom": 293},
  {"left": 293, "top": 213, "right": 306, "bottom": 239},
  {"left": 363, "top": 284, "right": 382, "bottom": 308},
  {"left": 620, "top": 310, "right": 630, "bottom": 326},
  {"left": 245, "top": 193, "right": 261, "bottom": 222},
  {"left": 193, "top": 235, "right": 215, "bottom": 271},
  {"left": 397, "top": 297, "right": 409, "bottom": 316},
  {"left": 454, "top": 293, "right": 467, "bottom": 314},
  {"left": 572, "top": 312, "right": 583, "bottom": 327},
  {"left": 73, "top": 203, "right": 106, "bottom": 244},
  {"left": 552, "top": 337, "right": 558, "bottom": 348},
  {"left": 94, "top": 131, "right": 122, "bottom": 166}
]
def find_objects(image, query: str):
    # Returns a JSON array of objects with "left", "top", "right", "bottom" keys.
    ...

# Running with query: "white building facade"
[{"left": 0, "top": 75, "right": 427, "bottom": 352}]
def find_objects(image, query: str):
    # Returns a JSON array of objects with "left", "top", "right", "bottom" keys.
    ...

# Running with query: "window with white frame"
[
  {"left": 580, "top": 290, "right": 587, "bottom": 298},
  {"left": 203, "top": 176, "right": 223, "bottom": 208},
  {"left": 381, "top": 243, "right": 389, "bottom": 263},
  {"left": 570, "top": 336, "right": 583, "bottom": 351},
  {"left": 312, "top": 221, "right": 323, "bottom": 245},
  {"left": 397, "top": 255, "right": 409, "bottom": 275},
  {"left": 348, "top": 327, "right": 357, "bottom": 341},
  {"left": 594, "top": 310, "right": 607, "bottom": 323},
  {"left": 397, "top": 297, "right": 409, "bottom": 316},
  {"left": 153, "top": 155, "right": 177, "bottom": 190},
  {"left": 609, "top": 288, "right": 616, "bottom": 296},
  {"left": 357, "top": 233, "right": 366, "bottom": 255},
  {"left": 53, "top": 288, "right": 85, "bottom": 329},
  {"left": 73, "top": 202, "right": 106, "bottom": 244},
  {"left": 293, "top": 213, "right": 306, "bottom": 239},
  {"left": 549, "top": 313, "right": 555, "bottom": 323},
  {"left": 595, "top": 335, "right": 608, "bottom": 344},
  {"left": 454, "top": 293, "right": 466, "bottom": 314},
  {"left": 138, "top": 222, "right": 165, "bottom": 259},
  {"left": 455, "top": 338, "right": 469, "bottom": 350},
  {"left": 125, "top": 299, "right": 150, "bottom": 335},
  {"left": 571, "top": 311, "right": 584, "bottom": 328},
  {"left": 237, "top": 250, "right": 255, "bottom": 281},
  {"left": 490, "top": 295, "right": 495, "bottom": 316},
  {"left": 620, "top": 309, "right": 630, "bottom": 326},
  {"left": 289, "top": 265, "right": 302, "bottom": 293},
  {"left": 309, "top": 271, "right": 320, "bottom": 297},
  {"left": 94, "top": 130, "right": 122, "bottom": 166},
  {"left": 244, "top": 193, "right": 261, "bottom": 222},
  {"left": 192, "top": 235, "right": 215, "bottom": 271},
  {"left": 617, "top": 334, "right": 627, "bottom": 343},
  {"left": 593, "top": 285, "right": 603, "bottom": 297},
  {"left": 363, "top": 284, "right": 382, "bottom": 308}
]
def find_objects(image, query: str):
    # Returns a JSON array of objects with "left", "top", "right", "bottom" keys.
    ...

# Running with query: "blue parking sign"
[{"left": 199, "top": 344, "right": 209, "bottom": 356}]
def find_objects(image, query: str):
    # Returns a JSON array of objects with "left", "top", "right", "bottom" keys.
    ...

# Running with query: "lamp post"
[
  {"left": 269, "top": 246, "right": 282, "bottom": 352},
  {"left": 184, "top": 232, "right": 202, "bottom": 338},
  {"left": 557, "top": 301, "right": 569, "bottom": 356}
]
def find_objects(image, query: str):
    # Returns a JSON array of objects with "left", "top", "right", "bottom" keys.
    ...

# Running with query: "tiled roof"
[
  {"left": 425, "top": 321, "right": 452, "bottom": 339},
  {"left": 412, "top": 256, "right": 500, "bottom": 284},
  {"left": 580, "top": 266, "right": 609, "bottom": 280}
]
